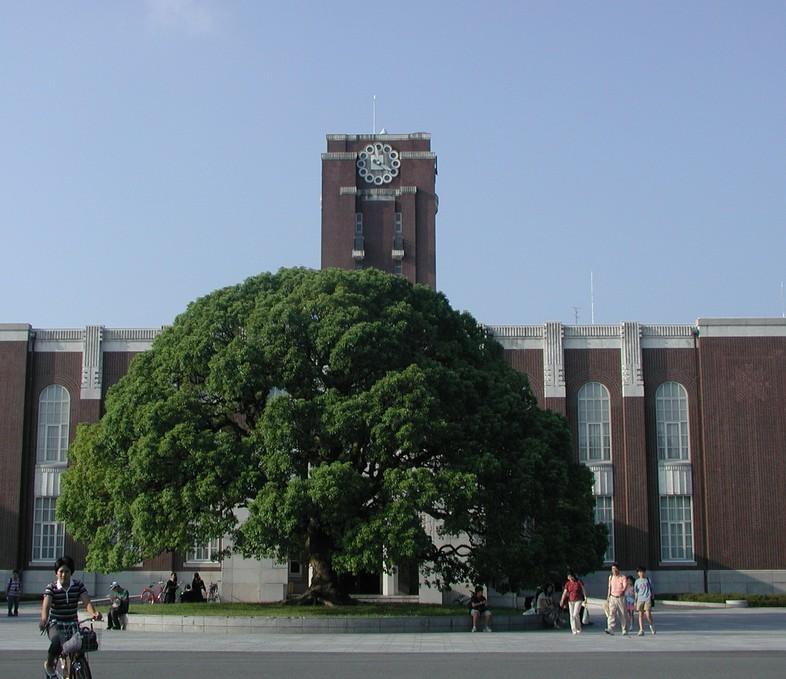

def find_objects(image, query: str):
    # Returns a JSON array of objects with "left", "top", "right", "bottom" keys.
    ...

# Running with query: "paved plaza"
[{"left": 3, "top": 604, "right": 786, "bottom": 654}]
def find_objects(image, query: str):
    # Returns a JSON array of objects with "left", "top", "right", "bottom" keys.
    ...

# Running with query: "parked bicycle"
[
  {"left": 207, "top": 581, "right": 221, "bottom": 603},
  {"left": 42, "top": 617, "right": 100, "bottom": 679},
  {"left": 140, "top": 580, "right": 165, "bottom": 604}
]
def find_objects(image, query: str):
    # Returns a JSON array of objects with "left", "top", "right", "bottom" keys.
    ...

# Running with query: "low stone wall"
[{"left": 124, "top": 613, "right": 543, "bottom": 634}]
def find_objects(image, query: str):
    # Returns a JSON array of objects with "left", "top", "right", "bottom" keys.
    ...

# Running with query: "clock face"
[{"left": 357, "top": 143, "right": 400, "bottom": 185}]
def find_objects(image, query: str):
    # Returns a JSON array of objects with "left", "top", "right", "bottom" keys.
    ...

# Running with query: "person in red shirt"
[{"left": 559, "top": 572, "right": 588, "bottom": 635}]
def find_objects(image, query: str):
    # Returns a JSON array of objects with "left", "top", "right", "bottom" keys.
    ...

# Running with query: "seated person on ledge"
[
  {"left": 469, "top": 586, "right": 492, "bottom": 632},
  {"left": 107, "top": 581, "right": 129, "bottom": 630},
  {"left": 536, "top": 584, "right": 561, "bottom": 629},
  {"left": 180, "top": 584, "right": 196, "bottom": 603}
]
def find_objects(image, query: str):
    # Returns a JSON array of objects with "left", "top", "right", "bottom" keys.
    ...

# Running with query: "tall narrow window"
[
  {"left": 577, "top": 382, "right": 611, "bottom": 462},
  {"left": 656, "top": 381, "right": 689, "bottom": 461},
  {"left": 594, "top": 495, "right": 615, "bottom": 562},
  {"left": 189, "top": 538, "right": 221, "bottom": 563},
  {"left": 394, "top": 212, "right": 402, "bottom": 233},
  {"left": 353, "top": 213, "right": 365, "bottom": 260},
  {"left": 33, "top": 497, "right": 65, "bottom": 561},
  {"left": 660, "top": 495, "right": 694, "bottom": 561},
  {"left": 37, "top": 385, "right": 70, "bottom": 463}
]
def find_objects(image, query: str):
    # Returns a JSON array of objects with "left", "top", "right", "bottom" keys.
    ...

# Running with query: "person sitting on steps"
[{"left": 469, "top": 586, "right": 493, "bottom": 632}]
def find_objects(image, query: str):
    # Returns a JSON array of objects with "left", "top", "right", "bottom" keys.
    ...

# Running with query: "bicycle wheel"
[
  {"left": 69, "top": 655, "right": 92, "bottom": 679},
  {"left": 140, "top": 589, "right": 153, "bottom": 604}
]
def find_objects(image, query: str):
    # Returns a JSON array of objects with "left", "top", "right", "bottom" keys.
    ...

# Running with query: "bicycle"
[
  {"left": 140, "top": 580, "right": 165, "bottom": 604},
  {"left": 207, "top": 581, "right": 221, "bottom": 603},
  {"left": 42, "top": 617, "right": 100, "bottom": 679}
]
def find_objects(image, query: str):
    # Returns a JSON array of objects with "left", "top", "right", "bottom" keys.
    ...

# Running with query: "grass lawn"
[{"left": 128, "top": 602, "right": 485, "bottom": 617}]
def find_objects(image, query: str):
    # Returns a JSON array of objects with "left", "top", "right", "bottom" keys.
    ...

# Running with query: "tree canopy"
[{"left": 59, "top": 267, "right": 605, "bottom": 602}]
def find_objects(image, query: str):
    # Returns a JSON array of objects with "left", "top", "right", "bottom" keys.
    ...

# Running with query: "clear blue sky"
[{"left": 2, "top": 1, "right": 784, "bottom": 328}]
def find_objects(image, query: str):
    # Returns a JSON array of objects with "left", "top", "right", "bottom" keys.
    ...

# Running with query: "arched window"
[
  {"left": 36, "top": 384, "right": 71, "bottom": 463},
  {"left": 656, "top": 382, "right": 689, "bottom": 461},
  {"left": 577, "top": 382, "right": 611, "bottom": 462}
]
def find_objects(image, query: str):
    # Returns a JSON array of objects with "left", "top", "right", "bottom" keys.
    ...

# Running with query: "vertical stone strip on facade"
[
  {"left": 621, "top": 321, "right": 644, "bottom": 398},
  {"left": 543, "top": 321, "right": 566, "bottom": 415},
  {"left": 619, "top": 321, "right": 649, "bottom": 565},
  {"left": 81, "top": 325, "right": 103, "bottom": 400},
  {"left": 80, "top": 325, "right": 103, "bottom": 423},
  {"left": 543, "top": 322, "right": 565, "bottom": 397}
]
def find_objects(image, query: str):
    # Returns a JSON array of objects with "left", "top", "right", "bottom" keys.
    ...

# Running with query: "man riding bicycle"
[{"left": 39, "top": 555, "right": 102, "bottom": 678}]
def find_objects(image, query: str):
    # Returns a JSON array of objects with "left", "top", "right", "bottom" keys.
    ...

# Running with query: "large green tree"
[{"left": 60, "top": 267, "right": 605, "bottom": 603}]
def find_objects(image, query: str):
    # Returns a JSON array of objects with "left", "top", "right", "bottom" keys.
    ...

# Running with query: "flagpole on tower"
[
  {"left": 591, "top": 271, "right": 596, "bottom": 325},
  {"left": 372, "top": 95, "right": 376, "bottom": 135}
]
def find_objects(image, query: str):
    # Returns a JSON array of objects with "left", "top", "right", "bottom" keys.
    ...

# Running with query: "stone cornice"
[
  {"left": 358, "top": 187, "right": 418, "bottom": 200},
  {"left": 322, "top": 152, "right": 356, "bottom": 160},
  {"left": 31, "top": 327, "right": 164, "bottom": 354},
  {"left": 0, "top": 324, "right": 31, "bottom": 342},
  {"left": 327, "top": 133, "right": 430, "bottom": 142},
  {"left": 399, "top": 151, "right": 437, "bottom": 160},
  {"left": 697, "top": 318, "right": 786, "bottom": 337}
]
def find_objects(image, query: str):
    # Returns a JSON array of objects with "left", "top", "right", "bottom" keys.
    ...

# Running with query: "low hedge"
[
  {"left": 126, "top": 602, "right": 512, "bottom": 617},
  {"left": 659, "top": 593, "right": 786, "bottom": 607}
]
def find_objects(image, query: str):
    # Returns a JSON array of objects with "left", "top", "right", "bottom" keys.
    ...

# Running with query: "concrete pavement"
[{"left": 3, "top": 604, "right": 786, "bottom": 655}]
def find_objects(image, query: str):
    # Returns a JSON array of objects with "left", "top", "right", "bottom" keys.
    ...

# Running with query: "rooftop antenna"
[
  {"left": 781, "top": 281, "right": 785, "bottom": 318},
  {"left": 590, "top": 271, "right": 596, "bottom": 324},
  {"left": 571, "top": 306, "right": 581, "bottom": 325},
  {"left": 372, "top": 95, "right": 376, "bottom": 135}
]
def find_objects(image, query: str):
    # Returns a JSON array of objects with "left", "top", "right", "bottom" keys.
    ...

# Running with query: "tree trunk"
[{"left": 287, "top": 529, "right": 355, "bottom": 606}]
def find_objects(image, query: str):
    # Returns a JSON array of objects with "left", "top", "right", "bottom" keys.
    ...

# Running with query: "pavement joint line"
[{"left": 4, "top": 607, "right": 786, "bottom": 655}]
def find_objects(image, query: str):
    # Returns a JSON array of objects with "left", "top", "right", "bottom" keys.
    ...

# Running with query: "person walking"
[
  {"left": 559, "top": 572, "right": 588, "bottom": 635},
  {"left": 6, "top": 570, "right": 22, "bottom": 617},
  {"left": 605, "top": 562, "right": 628, "bottom": 635},
  {"left": 634, "top": 566, "right": 656, "bottom": 636},
  {"left": 624, "top": 575, "right": 636, "bottom": 632}
]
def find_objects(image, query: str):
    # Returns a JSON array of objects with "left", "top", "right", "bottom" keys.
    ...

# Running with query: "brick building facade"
[{"left": 2, "top": 133, "right": 785, "bottom": 600}]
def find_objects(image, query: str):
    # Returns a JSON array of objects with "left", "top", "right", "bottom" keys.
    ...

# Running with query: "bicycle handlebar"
[{"left": 41, "top": 615, "right": 102, "bottom": 634}]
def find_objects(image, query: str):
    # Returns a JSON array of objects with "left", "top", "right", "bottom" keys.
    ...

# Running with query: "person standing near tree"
[
  {"left": 605, "top": 562, "right": 628, "bottom": 635},
  {"left": 163, "top": 572, "right": 179, "bottom": 604},
  {"left": 191, "top": 572, "right": 206, "bottom": 602},
  {"left": 6, "top": 570, "right": 21, "bottom": 617}
]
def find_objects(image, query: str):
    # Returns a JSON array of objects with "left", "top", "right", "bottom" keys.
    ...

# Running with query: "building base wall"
[{"left": 581, "top": 569, "right": 786, "bottom": 597}]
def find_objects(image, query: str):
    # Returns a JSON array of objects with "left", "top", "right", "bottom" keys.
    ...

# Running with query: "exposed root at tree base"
[{"left": 285, "top": 589, "right": 357, "bottom": 606}]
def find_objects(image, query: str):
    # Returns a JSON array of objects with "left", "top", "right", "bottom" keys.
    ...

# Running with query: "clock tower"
[{"left": 321, "top": 132, "right": 437, "bottom": 289}]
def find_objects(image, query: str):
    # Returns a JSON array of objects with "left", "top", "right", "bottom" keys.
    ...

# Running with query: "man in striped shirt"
[{"left": 39, "top": 555, "right": 102, "bottom": 678}]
